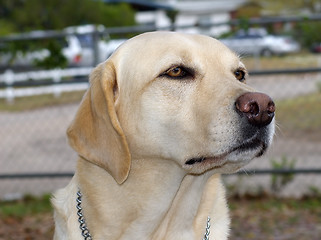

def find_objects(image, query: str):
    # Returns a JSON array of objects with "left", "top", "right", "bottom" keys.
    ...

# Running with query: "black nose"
[{"left": 235, "top": 92, "right": 275, "bottom": 128}]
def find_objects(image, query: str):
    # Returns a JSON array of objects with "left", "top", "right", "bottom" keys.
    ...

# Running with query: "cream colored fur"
[{"left": 52, "top": 32, "right": 274, "bottom": 240}]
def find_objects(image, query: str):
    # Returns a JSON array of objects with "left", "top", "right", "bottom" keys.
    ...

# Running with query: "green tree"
[
  {"left": 295, "top": 21, "right": 321, "bottom": 48},
  {"left": 251, "top": 0, "right": 321, "bottom": 15},
  {"left": 0, "top": 0, "right": 136, "bottom": 33}
]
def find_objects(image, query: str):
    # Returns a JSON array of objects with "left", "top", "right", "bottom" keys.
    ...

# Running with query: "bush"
[{"left": 295, "top": 21, "right": 321, "bottom": 49}]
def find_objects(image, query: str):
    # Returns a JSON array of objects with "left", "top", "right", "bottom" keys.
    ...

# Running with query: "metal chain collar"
[
  {"left": 202, "top": 216, "right": 211, "bottom": 240},
  {"left": 76, "top": 190, "right": 92, "bottom": 240},
  {"left": 76, "top": 190, "right": 211, "bottom": 240}
]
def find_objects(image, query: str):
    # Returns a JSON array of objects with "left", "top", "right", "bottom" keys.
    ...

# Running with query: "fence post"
[
  {"left": 4, "top": 69, "right": 15, "bottom": 104},
  {"left": 254, "top": 51, "right": 261, "bottom": 71},
  {"left": 92, "top": 27, "right": 100, "bottom": 67},
  {"left": 317, "top": 55, "right": 321, "bottom": 82},
  {"left": 52, "top": 69, "right": 62, "bottom": 98}
]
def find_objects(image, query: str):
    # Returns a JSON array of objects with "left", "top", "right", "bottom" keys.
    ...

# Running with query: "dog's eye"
[
  {"left": 166, "top": 67, "right": 187, "bottom": 78},
  {"left": 234, "top": 69, "right": 246, "bottom": 82},
  {"left": 161, "top": 66, "right": 194, "bottom": 80}
]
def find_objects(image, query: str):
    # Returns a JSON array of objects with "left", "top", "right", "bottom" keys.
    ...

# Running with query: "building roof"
[
  {"left": 102, "top": 0, "right": 173, "bottom": 11},
  {"left": 174, "top": 0, "right": 247, "bottom": 14},
  {"left": 103, "top": 0, "right": 247, "bottom": 13}
]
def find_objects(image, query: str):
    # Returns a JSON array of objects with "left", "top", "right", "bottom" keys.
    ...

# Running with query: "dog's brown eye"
[
  {"left": 160, "top": 65, "right": 194, "bottom": 80},
  {"left": 234, "top": 69, "right": 246, "bottom": 82},
  {"left": 166, "top": 67, "right": 186, "bottom": 78}
]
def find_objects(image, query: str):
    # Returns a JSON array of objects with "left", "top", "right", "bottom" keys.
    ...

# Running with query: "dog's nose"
[{"left": 235, "top": 92, "right": 275, "bottom": 127}]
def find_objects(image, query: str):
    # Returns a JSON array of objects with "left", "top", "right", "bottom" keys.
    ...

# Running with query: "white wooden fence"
[{"left": 0, "top": 68, "right": 92, "bottom": 103}]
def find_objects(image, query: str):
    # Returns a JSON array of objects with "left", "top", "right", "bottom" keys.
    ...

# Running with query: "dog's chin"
[{"left": 183, "top": 138, "right": 268, "bottom": 175}]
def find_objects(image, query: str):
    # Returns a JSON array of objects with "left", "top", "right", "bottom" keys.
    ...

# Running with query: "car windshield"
[{"left": 77, "top": 34, "right": 93, "bottom": 48}]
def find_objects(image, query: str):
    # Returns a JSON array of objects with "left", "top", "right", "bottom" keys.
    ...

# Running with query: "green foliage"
[
  {"left": 0, "top": 194, "right": 52, "bottom": 218},
  {"left": 238, "top": 17, "right": 251, "bottom": 32},
  {"left": 236, "top": 1, "right": 262, "bottom": 18},
  {"left": 33, "top": 40, "right": 68, "bottom": 69},
  {"left": 307, "top": 186, "right": 321, "bottom": 198},
  {"left": 295, "top": 21, "right": 321, "bottom": 48},
  {"left": 166, "top": 10, "right": 179, "bottom": 23},
  {"left": 0, "top": 0, "right": 136, "bottom": 33},
  {"left": 0, "top": 20, "right": 16, "bottom": 36},
  {"left": 250, "top": 0, "right": 321, "bottom": 15},
  {"left": 0, "top": 38, "right": 68, "bottom": 69},
  {"left": 270, "top": 156, "right": 296, "bottom": 193},
  {"left": 99, "top": 3, "right": 136, "bottom": 28}
]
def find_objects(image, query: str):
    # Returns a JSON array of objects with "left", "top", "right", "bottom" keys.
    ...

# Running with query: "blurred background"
[{"left": 0, "top": 0, "right": 320, "bottom": 239}]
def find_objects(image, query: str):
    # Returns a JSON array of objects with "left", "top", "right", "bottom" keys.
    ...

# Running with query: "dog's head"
[{"left": 67, "top": 32, "right": 275, "bottom": 184}]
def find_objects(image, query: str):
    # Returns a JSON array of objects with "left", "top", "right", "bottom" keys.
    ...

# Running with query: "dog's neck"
[{"left": 76, "top": 158, "right": 229, "bottom": 240}]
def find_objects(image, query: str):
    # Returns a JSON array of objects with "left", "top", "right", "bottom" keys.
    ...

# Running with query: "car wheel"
[{"left": 261, "top": 48, "right": 273, "bottom": 57}]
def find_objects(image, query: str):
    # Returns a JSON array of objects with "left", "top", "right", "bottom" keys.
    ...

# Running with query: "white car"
[
  {"left": 220, "top": 28, "right": 300, "bottom": 57},
  {"left": 64, "top": 25, "right": 127, "bottom": 66},
  {"left": 73, "top": 33, "right": 126, "bottom": 66}
]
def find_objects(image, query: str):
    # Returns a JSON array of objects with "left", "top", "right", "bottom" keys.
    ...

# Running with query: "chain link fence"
[
  {"left": 224, "top": 71, "right": 321, "bottom": 198},
  {"left": 1, "top": 21, "right": 321, "bottom": 200}
]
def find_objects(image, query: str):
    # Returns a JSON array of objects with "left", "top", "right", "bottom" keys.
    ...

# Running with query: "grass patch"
[
  {"left": 0, "top": 90, "right": 85, "bottom": 112},
  {"left": 229, "top": 196, "right": 321, "bottom": 239},
  {"left": 0, "top": 194, "right": 52, "bottom": 219},
  {"left": 276, "top": 92, "right": 321, "bottom": 133},
  {"left": 242, "top": 53, "right": 320, "bottom": 70},
  {"left": 0, "top": 194, "right": 320, "bottom": 239},
  {"left": 230, "top": 196, "right": 321, "bottom": 212}
]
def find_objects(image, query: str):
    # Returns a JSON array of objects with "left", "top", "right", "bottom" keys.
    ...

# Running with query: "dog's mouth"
[
  {"left": 185, "top": 137, "right": 266, "bottom": 166},
  {"left": 232, "top": 137, "right": 267, "bottom": 157}
]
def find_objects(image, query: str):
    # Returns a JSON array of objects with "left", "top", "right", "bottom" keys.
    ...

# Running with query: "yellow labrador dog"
[{"left": 52, "top": 32, "right": 275, "bottom": 240}]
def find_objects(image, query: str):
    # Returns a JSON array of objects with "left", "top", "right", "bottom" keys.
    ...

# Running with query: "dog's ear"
[{"left": 67, "top": 61, "right": 131, "bottom": 184}]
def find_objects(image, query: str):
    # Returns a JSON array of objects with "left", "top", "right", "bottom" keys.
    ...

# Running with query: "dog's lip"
[
  {"left": 231, "top": 137, "right": 266, "bottom": 156},
  {"left": 185, "top": 154, "right": 227, "bottom": 165},
  {"left": 185, "top": 137, "right": 266, "bottom": 165}
]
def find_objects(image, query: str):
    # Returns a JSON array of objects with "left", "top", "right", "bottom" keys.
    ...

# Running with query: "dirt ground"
[
  {"left": 229, "top": 197, "right": 321, "bottom": 240},
  {"left": 0, "top": 197, "right": 320, "bottom": 240}
]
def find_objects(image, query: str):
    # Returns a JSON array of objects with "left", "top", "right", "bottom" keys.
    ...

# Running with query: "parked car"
[
  {"left": 220, "top": 28, "right": 300, "bottom": 57},
  {"left": 311, "top": 43, "right": 321, "bottom": 53},
  {"left": 64, "top": 25, "right": 127, "bottom": 66}
]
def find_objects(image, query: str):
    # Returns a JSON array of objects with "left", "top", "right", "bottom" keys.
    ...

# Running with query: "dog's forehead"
[
  {"left": 116, "top": 32, "right": 237, "bottom": 63},
  {"left": 112, "top": 32, "right": 241, "bottom": 89}
]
